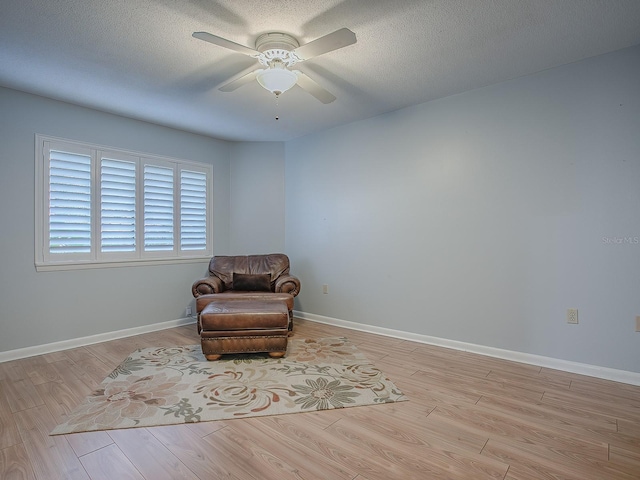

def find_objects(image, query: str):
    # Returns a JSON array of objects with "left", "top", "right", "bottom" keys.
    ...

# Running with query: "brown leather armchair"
[{"left": 192, "top": 254, "right": 301, "bottom": 332}]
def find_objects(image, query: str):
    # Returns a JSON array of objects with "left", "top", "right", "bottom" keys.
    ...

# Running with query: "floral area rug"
[{"left": 51, "top": 337, "right": 407, "bottom": 435}]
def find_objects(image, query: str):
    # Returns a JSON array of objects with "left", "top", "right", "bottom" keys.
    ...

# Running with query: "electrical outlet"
[
  {"left": 567, "top": 308, "right": 578, "bottom": 324},
  {"left": 636, "top": 316, "right": 640, "bottom": 332},
  {"left": 322, "top": 284, "right": 329, "bottom": 294},
  {"left": 186, "top": 306, "right": 192, "bottom": 317}
]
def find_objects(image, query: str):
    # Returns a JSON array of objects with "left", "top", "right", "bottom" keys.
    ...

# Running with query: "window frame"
[{"left": 35, "top": 134, "right": 213, "bottom": 271}]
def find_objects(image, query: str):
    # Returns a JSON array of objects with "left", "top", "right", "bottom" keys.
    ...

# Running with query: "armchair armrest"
[
  {"left": 275, "top": 275, "right": 301, "bottom": 297},
  {"left": 192, "top": 276, "right": 224, "bottom": 297}
]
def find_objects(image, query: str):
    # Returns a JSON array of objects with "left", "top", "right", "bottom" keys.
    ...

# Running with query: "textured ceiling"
[{"left": 1, "top": 0, "right": 640, "bottom": 142}]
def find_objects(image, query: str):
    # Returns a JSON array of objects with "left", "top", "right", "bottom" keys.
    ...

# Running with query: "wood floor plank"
[
  {"left": 486, "top": 367, "right": 572, "bottom": 392},
  {"left": 568, "top": 381, "right": 640, "bottom": 407},
  {"left": 249, "top": 413, "right": 412, "bottom": 480},
  {"left": 413, "top": 366, "right": 546, "bottom": 402},
  {"left": 569, "top": 375, "right": 640, "bottom": 398},
  {"left": 19, "top": 356, "right": 63, "bottom": 386},
  {"left": 41, "top": 351, "right": 72, "bottom": 364},
  {"left": 370, "top": 352, "right": 415, "bottom": 373},
  {"left": 542, "top": 388, "right": 640, "bottom": 423},
  {"left": 151, "top": 329, "right": 199, "bottom": 347},
  {"left": 458, "top": 352, "right": 542, "bottom": 376},
  {"left": 477, "top": 394, "right": 640, "bottom": 456},
  {"left": 477, "top": 392, "right": 618, "bottom": 433},
  {"left": 0, "top": 443, "right": 37, "bottom": 480},
  {"left": 62, "top": 347, "right": 99, "bottom": 364},
  {"left": 33, "top": 360, "right": 97, "bottom": 427},
  {"left": 380, "top": 366, "right": 464, "bottom": 409},
  {"left": 108, "top": 428, "right": 199, "bottom": 480},
  {"left": 530, "top": 367, "right": 574, "bottom": 387},
  {"left": 382, "top": 363, "right": 483, "bottom": 407},
  {"left": 385, "top": 349, "right": 494, "bottom": 379},
  {"left": 482, "top": 438, "right": 638, "bottom": 480},
  {"left": 227, "top": 416, "right": 357, "bottom": 479},
  {"left": 419, "top": 409, "right": 492, "bottom": 453},
  {"left": 0, "top": 363, "right": 45, "bottom": 414},
  {"left": 212, "top": 424, "right": 353, "bottom": 480},
  {"left": 59, "top": 356, "right": 113, "bottom": 392},
  {"left": 326, "top": 415, "right": 509, "bottom": 479},
  {"left": 34, "top": 381, "right": 85, "bottom": 425},
  {"left": 610, "top": 444, "right": 640, "bottom": 470},
  {"left": 482, "top": 439, "right": 603, "bottom": 480},
  {"left": 341, "top": 405, "right": 490, "bottom": 455},
  {"left": 618, "top": 418, "right": 640, "bottom": 437},
  {"left": 82, "top": 340, "right": 139, "bottom": 368},
  {"left": 149, "top": 424, "right": 248, "bottom": 479},
  {"left": 0, "top": 386, "right": 22, "bottom": 449},
  {"left": 0, "top": 360, "right": 11, "bottom": 381},
  {"left": 430, "top": 402, "right": 609, "bottom": 463},
  {"left": 79, "top": 444, "right": 144, "bottom": 480},
  {"left": 65, "top": 431, "right": 113, "bottom": 458},
  {"left": 13, "top": 405, "right": 89, "bottom": 480}
]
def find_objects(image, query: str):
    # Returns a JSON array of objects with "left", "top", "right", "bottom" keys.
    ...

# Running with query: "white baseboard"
[
  {"left": 294, "top": 310, "right": 640, "bottom": 386},
  {"left": 0, "top": 317, "right": 197, "bottom": 363}
]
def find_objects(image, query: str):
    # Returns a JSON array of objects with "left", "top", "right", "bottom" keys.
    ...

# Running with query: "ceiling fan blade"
[
  {"left": 293, "top": 28, "right": 356, "bottom": 61},
  {"left": 192, "top": 31, "right": 258, "bottom": 57},
  {"left": 295, "top": 72, "right": 336, "bottom": 104},
  {"left": 218, "top": 68, "right": 259, "bottom": 92}
]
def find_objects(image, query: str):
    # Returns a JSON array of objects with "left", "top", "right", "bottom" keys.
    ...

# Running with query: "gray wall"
[
  {"left": 285, "top": 45, "right": 640, "bottom": 372},
  {"left": 0, "top": 88, "right": 232, "bottom": 352},
  {"left": 229, "top": 142, "right": 286, "bottom": 254}
]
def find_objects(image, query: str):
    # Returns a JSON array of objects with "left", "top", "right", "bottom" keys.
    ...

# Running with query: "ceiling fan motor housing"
[{"left": 255, "top": 32, "right": 301, "bottom": 67}]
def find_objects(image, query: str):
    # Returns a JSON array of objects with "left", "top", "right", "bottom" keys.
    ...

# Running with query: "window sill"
[{"left": 35, "top": 256, "right": 211, "bottom": 272}]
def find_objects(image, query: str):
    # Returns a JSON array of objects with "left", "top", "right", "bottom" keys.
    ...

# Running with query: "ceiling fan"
[{"left": 192, "top": 28, "right": 357, "bottom": 104}]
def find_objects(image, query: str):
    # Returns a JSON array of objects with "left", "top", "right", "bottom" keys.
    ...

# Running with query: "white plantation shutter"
[
  {"left": 48, "top": 150, "right": 92, "bottom": 254},
  {"left": 180, "top": 169, "right": 207, "bottom": 251},
  {"left": 144, "top": 164, "right": 174, "bottom": 251},
  {"left": 36, "top": 135, "right": 212, "bottom": 270},
  {"left": 100, "top": 158, "right": 136, "bottom": 253}
]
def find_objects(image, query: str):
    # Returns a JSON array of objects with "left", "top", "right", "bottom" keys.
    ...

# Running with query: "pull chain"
[{"left": 275, "top": 93, "right": 280, "bottom": 120}]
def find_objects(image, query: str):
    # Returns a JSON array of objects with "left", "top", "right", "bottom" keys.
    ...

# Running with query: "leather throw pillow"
[{"left": 232, "top": 273, "right": 271, "bottom": 291}]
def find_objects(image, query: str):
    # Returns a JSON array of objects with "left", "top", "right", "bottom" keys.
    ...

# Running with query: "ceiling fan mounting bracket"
[{"left": 255, "top": 32, "right": 299, "bottom": 53}]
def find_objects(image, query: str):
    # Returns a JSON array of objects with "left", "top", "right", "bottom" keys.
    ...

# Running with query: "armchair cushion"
[
  {"left": 232, "top": 273, "right": 271, "bottom": 292},
  {"left": 196, "top": 292, "right": 295, "bottom": 314}
]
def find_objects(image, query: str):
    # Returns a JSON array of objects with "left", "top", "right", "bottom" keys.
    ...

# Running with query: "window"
[{"left": 35, "top": 135, "right": 212, "bottom": 270}]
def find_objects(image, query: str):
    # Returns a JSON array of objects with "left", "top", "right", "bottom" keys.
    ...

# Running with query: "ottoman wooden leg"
[
  {"left": 205, "top": 354, "right": 222, "bottom": 361},
  {"left": 268, "top": 351, "right": 286, "bottom": 359}
]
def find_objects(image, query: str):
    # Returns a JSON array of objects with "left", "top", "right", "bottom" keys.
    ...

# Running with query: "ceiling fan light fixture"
[
  {"left": 256, "top": 62, "right": 298, "bottom": 96},
  {"left": 195, "top": 28, "right": 357, "bottom": 102}
]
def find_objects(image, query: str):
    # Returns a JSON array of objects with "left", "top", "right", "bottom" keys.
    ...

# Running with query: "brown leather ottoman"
[{"left": 199, "top": 299, "right": 289, "bottom": 361}]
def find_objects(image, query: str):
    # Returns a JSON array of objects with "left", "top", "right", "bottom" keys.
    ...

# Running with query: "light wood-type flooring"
[{"left": 1, "top": 318, "right": 640, "bottom": 479}]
